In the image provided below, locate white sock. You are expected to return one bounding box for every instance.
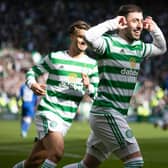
[13,160,25,168]
[41,159,57,168]
[63,161,87,168]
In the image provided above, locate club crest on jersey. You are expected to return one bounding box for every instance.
[129,57,136,68]
[49,121,57,128]
[68,73,77,83]
[125,129,134,138]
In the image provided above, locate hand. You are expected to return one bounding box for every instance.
[31,83,46,96]
[143,16,155,32]
[82,73,90,88]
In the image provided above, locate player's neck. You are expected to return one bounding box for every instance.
[68,47,85,58]
[119,32,134,44]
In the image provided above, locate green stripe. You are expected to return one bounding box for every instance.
[104,34,143,51]
[93,100,128,115]
[41,60,51,72]
[47,78,60,86]
[125,160,144,167]
[104,37,111,55]
[43,97,77,113]
[47,78,98,91]
[91,81,99,88]
[47,90,82,102]
[32,66,45,76]
[49,69,83,77]
[99,66,123,74]
[105,113,126,148]
[50,56,95,68]
[98,91,131,103]
[26,72,36,78]
[112,39,143,51]
[105,114,123,146]
[99,79,136,89]
[89,71,99,78]
[142,42,146,57]
[40,115,48,135]
[99,52,142,62]
[38,105,73,123]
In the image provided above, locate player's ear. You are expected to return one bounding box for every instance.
[69,33,74,41]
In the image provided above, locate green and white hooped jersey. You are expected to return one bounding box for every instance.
[26,50,99,125]
[92,34,151,115]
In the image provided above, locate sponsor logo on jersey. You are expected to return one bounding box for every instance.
[59,72,83,92]
[121,68,138,76]
[120,57,138,76]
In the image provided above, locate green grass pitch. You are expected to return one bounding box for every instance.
[0,120,168,168]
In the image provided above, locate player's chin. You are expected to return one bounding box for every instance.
[79,46,87,51]
[133,35,140,41]
[133,32,141,40]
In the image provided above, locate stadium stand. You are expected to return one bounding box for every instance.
[0,0,167,117]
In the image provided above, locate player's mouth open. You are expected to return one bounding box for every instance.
[81,42,86,45]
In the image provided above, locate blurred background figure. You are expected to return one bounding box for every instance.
[134,79,155,122]
[19,82,38,138]
[77,94,93,121]
[152,89,168,130]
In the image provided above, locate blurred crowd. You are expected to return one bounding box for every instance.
[0,0,168,122]
[128,80,168,128]
[0,0,167,53]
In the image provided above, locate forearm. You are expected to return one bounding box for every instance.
[144,22,167,57]
[85,18,118,42]
[26,68,38,88]
[84,18,118,53]
[150,23,167,55]
[26,59,48,89]
[85,84,97,99]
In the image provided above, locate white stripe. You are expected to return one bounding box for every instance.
[48,74,99,84]
[46,52,96,73]
[47,85,84,97]
[46,95,77,108]
[51,51,96,64]
[64,153,82,158]
[106,37,143,57]
[90,76,99,83]
[95,96,130,110]
[48,74,82,83]
[98,85,133,97]
[99,59,140,70]
[40,99,76,119]
[102,73,137,83]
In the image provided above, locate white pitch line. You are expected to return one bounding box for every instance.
[64,153,82,158]
[0,146,82,159]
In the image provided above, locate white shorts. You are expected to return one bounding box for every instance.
[35,111,71,140]
[163,111,168,124]
[86,111,141,162]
